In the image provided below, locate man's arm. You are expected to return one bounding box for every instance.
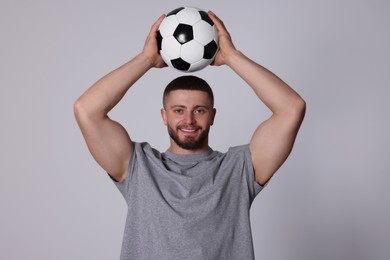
[209,11,306,186]
[74,15,166,182]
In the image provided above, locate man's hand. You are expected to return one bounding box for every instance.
[208,11,238,67]
[141,14,167,69]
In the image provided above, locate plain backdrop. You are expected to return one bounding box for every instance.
[1,0,389,259]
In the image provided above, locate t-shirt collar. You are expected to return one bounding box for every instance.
[163,148,214,164]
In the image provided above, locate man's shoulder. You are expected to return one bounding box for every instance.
[226,144,250,154]
[208,144,251,164]
[132,141,163,160]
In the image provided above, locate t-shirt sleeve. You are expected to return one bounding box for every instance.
[226,144,263,202]
[112,142,138,200]
[242,145,263,201]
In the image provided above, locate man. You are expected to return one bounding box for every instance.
[74,11,305,260]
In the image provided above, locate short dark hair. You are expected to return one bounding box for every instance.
[163,75,214,107]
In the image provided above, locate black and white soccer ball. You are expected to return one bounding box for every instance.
[157,7,219,72]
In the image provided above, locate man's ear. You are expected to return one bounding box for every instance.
[211,108,217,125]
[161,108,167,125]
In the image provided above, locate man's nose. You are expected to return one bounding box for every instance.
[183,111,195,124]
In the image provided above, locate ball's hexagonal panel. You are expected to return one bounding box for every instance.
[159,51,173,67]
[176,8,201,25]
[161,36,181,59]
[213,26,218,42]
[193,20,214,45]
[189,58,211,72]
[181,40,204,63]
[158,15,179,37]
[173,24,193,44]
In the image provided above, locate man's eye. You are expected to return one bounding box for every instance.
[174,109,183,113]
[195,109,206,114]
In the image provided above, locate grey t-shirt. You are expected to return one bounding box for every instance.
[114,142,263,260]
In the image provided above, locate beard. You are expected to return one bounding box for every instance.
[167,124,210,151]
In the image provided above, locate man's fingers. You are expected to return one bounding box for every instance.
[208,11,230,38]
[150,14,165,34]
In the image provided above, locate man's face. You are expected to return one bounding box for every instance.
[161,90,216,153]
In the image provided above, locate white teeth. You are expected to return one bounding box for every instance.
[181,128,196,133]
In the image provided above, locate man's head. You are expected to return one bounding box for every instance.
[161,76,216,154]
[163,76,214,108]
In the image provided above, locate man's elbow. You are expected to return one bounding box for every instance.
[294,97,306,119]
[73,98,85,121]
[287,96,306,123]
[73,97,94,124]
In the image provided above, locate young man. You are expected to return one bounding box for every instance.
[74,11,305,260]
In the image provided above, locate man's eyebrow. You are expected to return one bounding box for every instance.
[194,105,210,109]
[168,105,210,109]
[169,105,186,109]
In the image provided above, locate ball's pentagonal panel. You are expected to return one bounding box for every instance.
[199,10,213,26]
[181,41,204,63]
[157,31,163,51]
[171,58,191,71]
[161,36,181,58]
[159,15,179,37]
[193,20,214,45]
[167,7,184,16]
[203,40,218,59]
[176,8,201,25]
[173,24,193,44]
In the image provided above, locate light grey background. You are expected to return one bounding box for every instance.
[1,0,389,259]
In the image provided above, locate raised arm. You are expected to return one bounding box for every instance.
[209,11,306,186]
[74,15,166,182]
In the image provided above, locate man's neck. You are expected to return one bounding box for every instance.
[168,144,210,155]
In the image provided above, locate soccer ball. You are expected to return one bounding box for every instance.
[157,7,219,72]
